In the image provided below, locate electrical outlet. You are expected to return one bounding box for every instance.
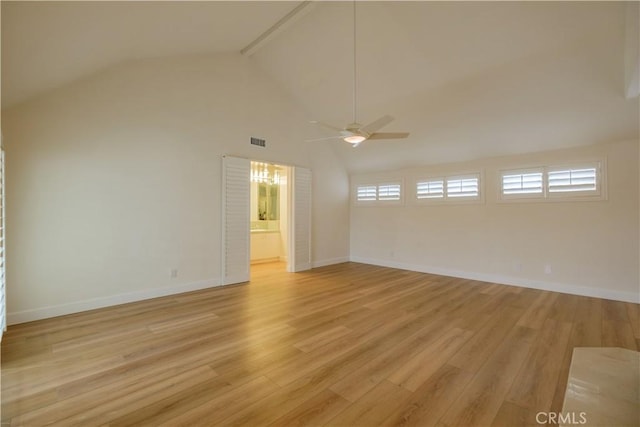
[171,268,178,279]
[513,262,522,272]
[544,264,552,274]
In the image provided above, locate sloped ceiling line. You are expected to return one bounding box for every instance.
[624,1,639,99]
[2,1,637,173]
[241,1,316,57]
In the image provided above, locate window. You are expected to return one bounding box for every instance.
[446,176,479,198]
[415,173,481,203]
[377,184,401,201]
[356,185,377,202]
[416,179,444,199]
[501,169,544,198]
[499,162,603,202]
[355,182,403,204]
[548,167,597,194]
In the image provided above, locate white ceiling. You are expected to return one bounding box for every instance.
[1,1,299,107]
[2,1,638,172]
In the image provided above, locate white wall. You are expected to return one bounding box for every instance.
[279,168,288,261]
[350,140,639,303]
[2,53,350,324]
[309,145,351,267]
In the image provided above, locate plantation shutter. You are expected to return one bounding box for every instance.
[446,176,479,198]
[548,167,597,193]
[377,184,401,201]
[221,156,250,285]
[0,148,5,338]
[502,171,543,195]
[356,185,377,201]
[416,179,444,199]
[292,167,312,272]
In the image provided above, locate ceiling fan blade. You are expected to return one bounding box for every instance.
[310,121,344,132]
[367,132,410,140]
[360,115,394,134]
[305,136,343,142]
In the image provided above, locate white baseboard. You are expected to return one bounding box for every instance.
[250,257,280,265]
[7,257,348,324]
[312,256,351,268]
[10,256,635,325]
[7,278,222,325]
[349,256,640,304]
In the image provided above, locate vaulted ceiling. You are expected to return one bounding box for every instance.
[2,1,638,172]
[1,1,300,107]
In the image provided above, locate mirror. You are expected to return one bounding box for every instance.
[258,182,279,220]
[250,161,283,231]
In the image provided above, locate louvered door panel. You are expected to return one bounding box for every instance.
[292,167,311,272]
[222,156,250,285]
[0,149,6,338]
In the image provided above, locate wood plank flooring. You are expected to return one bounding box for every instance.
[1,262,638,426]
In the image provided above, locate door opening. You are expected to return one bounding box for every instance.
[221,155,311,286]
[249,161,289,276]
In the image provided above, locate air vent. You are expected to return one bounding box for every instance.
[250,137,266,147]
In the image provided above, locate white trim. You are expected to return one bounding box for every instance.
[251,257,281,265]
[352,178,405,207]
[349,256,640,304]
[496,158,607,203]
[498,167,545,201]
[412,170,484,205]
[446,174,481,201]
[286,165,294,272]
[0,148,5,340]
[312,256,350,268]
[10,257,636,325]
[355,184,378,203]
[415,177,445,201]
[7,278,222,325]
[547,161,603,200]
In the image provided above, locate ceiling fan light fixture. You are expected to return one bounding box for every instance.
[307,1,409,147]
[343,135,366,144]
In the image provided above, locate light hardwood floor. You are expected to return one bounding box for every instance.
[2,262,639,426]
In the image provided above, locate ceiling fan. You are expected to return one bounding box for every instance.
[308,1,410,148]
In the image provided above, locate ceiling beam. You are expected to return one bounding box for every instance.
[241,1,316,57]
[624,2,639,99]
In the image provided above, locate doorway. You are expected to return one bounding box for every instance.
[249,161,288,275]
[221,156,311,286]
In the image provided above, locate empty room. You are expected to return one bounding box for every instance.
[1,1,639,426]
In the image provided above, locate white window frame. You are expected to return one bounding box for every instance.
[377,183,402,202]
[355,185,377,203]
[414,172,483,205]
[547,162,602,199]
[353,180,404,206]
[498,160,606,203]
[446,174,481,200]
[415,178,445,201]
[499,167,545,201]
